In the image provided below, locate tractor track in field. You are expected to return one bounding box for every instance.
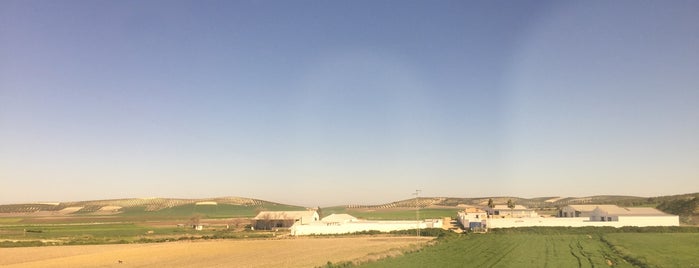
[576,239,595,267]
[487,238,523,267]
[569,241,583,267]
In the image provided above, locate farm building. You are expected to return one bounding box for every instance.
[479,205,679,229]
[456,207,488,230]
[558,204,620,218]
[252,210,319,230]
[321,213,358,224]
[485,205,538,218]
[590,206,679,225]
[290,214,443,236]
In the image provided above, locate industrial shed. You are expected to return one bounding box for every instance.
[590,206,679,226]
[290,213,443,236]
[253,211,319,230]
[486,205,538,218]
[321,213,358,224]
[558,204,621,218]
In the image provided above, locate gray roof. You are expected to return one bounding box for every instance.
[491,205,530,210]
[595,206,670,216]
[565,204,621,212]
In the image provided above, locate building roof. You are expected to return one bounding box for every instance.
[566,204,621,212]
[491,205,530,210]
[253,211,317,220]
[463,207,487,213]
[321,213,358,223]
[595,206,670,216]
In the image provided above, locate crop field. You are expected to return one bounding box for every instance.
[0,199,305,225]
[359,233,699,268]
[0,236,431,268]
[117,203,303,219]
[0,222,270,247]
[603,233,699,267]
[0,203,304,225]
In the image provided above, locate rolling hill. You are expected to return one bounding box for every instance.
[0,197,305,219]
[1,193,696,224]
[350,193,698,209]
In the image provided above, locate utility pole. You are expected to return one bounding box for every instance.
[413,189,421,237]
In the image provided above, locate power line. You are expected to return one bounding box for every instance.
[413,189,421,237]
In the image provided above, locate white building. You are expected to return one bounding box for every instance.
[559,204,620,218]
[253,210,319,230]
[590,206,679,226]
[321,213,358,224]
[481,205,679,229]
[486,205,538,218]
[290,214,443,236]
[456,207,488,230]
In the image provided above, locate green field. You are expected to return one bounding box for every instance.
[3,203,305,225]
[359,232,699,268]
[0,202,303,247]
[0,222,274,247]
[117,203,302,219]
[1,223,157,239]
[322,207,459,220]
[604,233,699,267]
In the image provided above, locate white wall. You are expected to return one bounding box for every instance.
[290,220,442,236]
[616,216,680,227]
[485,216,679,229]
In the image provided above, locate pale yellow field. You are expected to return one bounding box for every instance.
[0,236,431,267]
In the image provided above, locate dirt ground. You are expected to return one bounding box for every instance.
[0,236,431,267]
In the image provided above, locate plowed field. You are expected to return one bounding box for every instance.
[0,236,431,267]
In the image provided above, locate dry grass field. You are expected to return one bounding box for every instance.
[0,236,431,267]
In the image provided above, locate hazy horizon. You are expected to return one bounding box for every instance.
[2,1,698,206]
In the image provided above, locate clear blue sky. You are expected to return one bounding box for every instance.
[1,1,697,206]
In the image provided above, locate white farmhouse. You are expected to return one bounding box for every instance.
[457,207,488,230]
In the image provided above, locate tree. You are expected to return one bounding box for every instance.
[189,214,202,230]
[261,212,273,230]
[316,206,323,219]
[507,199,515,209]
[507,199,515,217]
[485,198,496,218]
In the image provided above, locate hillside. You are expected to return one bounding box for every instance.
[350,193,699,209]
[0,197,305,219]
[346,192,699,224]
[2,193,697,223]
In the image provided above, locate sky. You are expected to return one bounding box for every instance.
[1,1,698,207]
